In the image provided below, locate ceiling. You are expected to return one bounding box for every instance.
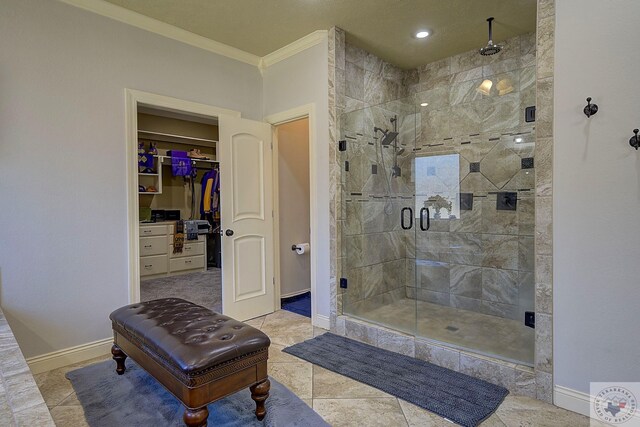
[103,0,537,69]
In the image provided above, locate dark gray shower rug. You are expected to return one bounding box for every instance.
[283,333,508,427]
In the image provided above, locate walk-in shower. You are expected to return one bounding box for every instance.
[339,32,537,366]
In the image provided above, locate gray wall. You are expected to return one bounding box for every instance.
[0,0,263,358]
[554,0,640,394]
[262,40,331,321]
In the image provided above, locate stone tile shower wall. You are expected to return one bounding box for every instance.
[407,33,537,323]
[340,43,417,310]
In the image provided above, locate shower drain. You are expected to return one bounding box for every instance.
[445,325,459,332]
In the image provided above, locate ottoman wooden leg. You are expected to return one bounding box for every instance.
[250,378,270,421]
[111,344,127,375]
[183,407,209,427]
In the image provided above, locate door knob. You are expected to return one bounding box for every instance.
[225,229,234,236]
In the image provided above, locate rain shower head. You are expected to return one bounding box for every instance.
[374,127,399,146]
[381,131,399,146]
[479,17,503,56]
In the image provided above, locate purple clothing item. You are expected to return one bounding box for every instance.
[200,168,220,216]
[171,151,192,176]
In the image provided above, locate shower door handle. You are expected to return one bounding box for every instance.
[401,207,413,230]
[420,207,430,231]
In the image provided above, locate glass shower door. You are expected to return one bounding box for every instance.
[340,99,417,335]
[414,137,535,366]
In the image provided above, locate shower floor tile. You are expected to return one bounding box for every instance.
[347,297,534,365]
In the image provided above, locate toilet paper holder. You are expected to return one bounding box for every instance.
[291,243,310,254]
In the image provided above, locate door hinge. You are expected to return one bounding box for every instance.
[338,140,347,152]
[339,277,348,289]
[271,141,273,150]
[525,311,535,328]
[273,277,275,286]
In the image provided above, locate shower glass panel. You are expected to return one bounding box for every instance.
[340,85,535,366]
[414,90,536,366]
[340,98,418,335]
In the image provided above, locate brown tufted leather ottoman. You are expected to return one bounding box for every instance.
[109,298,270,427]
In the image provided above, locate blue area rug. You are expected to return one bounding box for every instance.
[281,292,311,318]
[284,333,508,427]
[66,360,328,427]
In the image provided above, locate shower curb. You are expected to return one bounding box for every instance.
[335,315,536,398]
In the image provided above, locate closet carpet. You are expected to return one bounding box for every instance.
[140,268,222,313]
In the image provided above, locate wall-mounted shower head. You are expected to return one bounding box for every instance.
[374,127,399,146]
[479,17,503,56]
[381,131,399,146]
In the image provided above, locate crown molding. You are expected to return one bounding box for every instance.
[259,30,328,70]
[59,0,261,67]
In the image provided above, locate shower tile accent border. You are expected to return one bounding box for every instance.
[329,0,554,404]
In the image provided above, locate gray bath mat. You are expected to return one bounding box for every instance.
[283,333,508,427]
[66,360,328,427]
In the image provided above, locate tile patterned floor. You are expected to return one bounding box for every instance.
[348,297,534,365]
[35,310,599,426]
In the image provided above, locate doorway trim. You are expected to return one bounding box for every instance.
[264,104,323,328]
[124,88,241,304]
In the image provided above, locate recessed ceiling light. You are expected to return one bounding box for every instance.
[514,137,524,143]
[415,31,430,39]
[420,102,429,107]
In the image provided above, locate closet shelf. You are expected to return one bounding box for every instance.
[138,129,218,147]
[156,155,219,165]
[138,172,159,176]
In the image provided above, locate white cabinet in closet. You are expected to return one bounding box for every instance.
[139,223,207,278]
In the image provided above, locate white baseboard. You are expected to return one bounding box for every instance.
[27,337,112,374]
[554,385,592,417]
[314,314,330,330]
[556,384,640,423]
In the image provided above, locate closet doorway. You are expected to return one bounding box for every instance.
[126,90,276,321]
[136,105,222,312]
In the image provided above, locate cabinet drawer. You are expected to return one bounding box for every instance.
[140,236,167,256]
[169,255,205,272]
[140,255,168,276]
[140,225,167,237]
[170,241,205,258]
[169,234,205,243]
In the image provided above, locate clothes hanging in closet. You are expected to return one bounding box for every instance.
[200,168,220,219]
